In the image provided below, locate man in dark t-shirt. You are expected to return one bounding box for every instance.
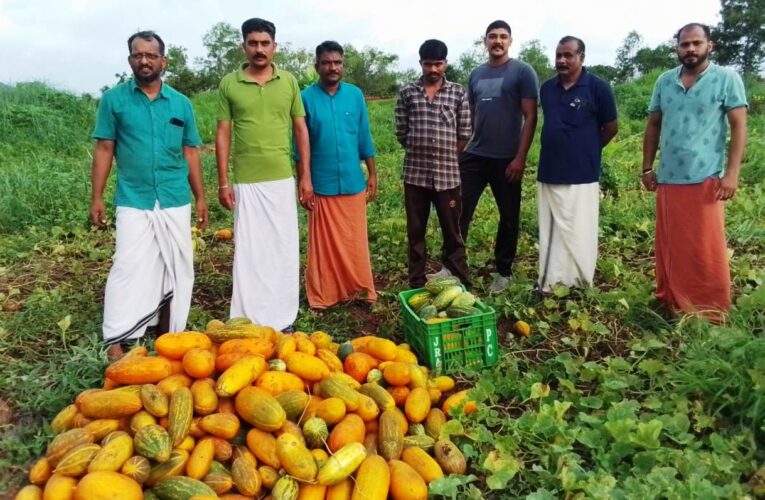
[455,20,539,294]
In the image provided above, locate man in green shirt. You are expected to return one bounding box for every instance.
[91,31,207,358]
[216,18,311,332]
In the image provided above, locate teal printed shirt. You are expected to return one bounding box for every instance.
[92,80,202,209]
[648,64,747,184]
[299,82,375,196]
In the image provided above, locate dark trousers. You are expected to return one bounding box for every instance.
[404,183,469,288]
[459,152,522,277]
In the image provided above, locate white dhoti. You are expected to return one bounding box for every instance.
[537,182,599,291]
[231,179,299,331]
[103,203,194,345]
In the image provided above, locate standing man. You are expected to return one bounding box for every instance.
[216,18,311,331]
[642,23,747,322]
[395,39,471,289]
[457,20,539,294]
[301,41,378,309]
[537,36,618,291]
[91,31,208,358]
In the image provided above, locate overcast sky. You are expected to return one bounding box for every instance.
[0,0,723,95]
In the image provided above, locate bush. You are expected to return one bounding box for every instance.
[613,69,664,121]
[0,83,99,232]
[0,82,95,156]
[744,76,765,114]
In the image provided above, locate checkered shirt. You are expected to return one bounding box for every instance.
[395,78,472,191]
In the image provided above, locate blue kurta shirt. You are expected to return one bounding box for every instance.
[648,64,747,184]
[92,80,202,209]
[538,70,617,184]
[300,82,375,196]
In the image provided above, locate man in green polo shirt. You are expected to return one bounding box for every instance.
[215,18,311,332]
[91,31,207,358]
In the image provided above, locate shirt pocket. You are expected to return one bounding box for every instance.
[561,96,590,127]
[439,104,456,125]
[164,118,185,157]
[343,111,359,135]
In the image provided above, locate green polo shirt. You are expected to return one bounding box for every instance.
[217,64,305,184]
[92,79,202,209]
[648,64,747,184]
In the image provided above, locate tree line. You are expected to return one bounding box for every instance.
[108,0,763,97]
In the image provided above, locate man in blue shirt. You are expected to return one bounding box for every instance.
[91,31,207,358]
[301,40,377,309]
[537,36,618,291]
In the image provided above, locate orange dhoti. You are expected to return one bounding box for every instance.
[655,177,731,322]
[306,192,377,309]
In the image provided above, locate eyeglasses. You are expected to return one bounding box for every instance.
[130,53,163,62]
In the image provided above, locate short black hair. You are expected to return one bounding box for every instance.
[241,18,276,41]
[559,36,585,54]
[419,39,448,60]
[315,40,344,61]
[485,20,511,36]
[675,23,711,42]
[127,31,165,56]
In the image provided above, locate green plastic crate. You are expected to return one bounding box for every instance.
[399,287,499,374]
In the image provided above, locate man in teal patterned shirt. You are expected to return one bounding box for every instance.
[642,23,747,322]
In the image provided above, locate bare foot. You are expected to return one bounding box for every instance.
[107,344,125,361]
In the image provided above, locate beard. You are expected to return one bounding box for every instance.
[679,49,710,69]
[133,67,162,84]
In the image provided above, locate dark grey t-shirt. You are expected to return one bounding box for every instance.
[465,59,539,159]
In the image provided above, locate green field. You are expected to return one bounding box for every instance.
[1,78,764,497]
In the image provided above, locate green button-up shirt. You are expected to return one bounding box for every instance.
[92,79,202,209]
[217,64,305,184]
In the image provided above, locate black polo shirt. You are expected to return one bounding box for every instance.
[538,69,617,184]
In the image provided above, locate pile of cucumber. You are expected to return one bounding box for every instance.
[407,276,481,321]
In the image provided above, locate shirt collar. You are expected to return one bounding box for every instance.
[414,76,455,91]
[129,78,169,99]
[236,63,281,83]
[556,68,590,89]
[317,80,344,95]
[674,62,714,82]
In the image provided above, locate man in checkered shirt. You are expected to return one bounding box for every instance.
[395,39,472,289]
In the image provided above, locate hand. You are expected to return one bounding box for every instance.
[299,178,315,210]
[218,186,235,211]
[90,198,107,227]
[641,171,658,191]
[505,157,526,183]
[366,174,378,203]
[195,197,209,230]
[716,172,739,201]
